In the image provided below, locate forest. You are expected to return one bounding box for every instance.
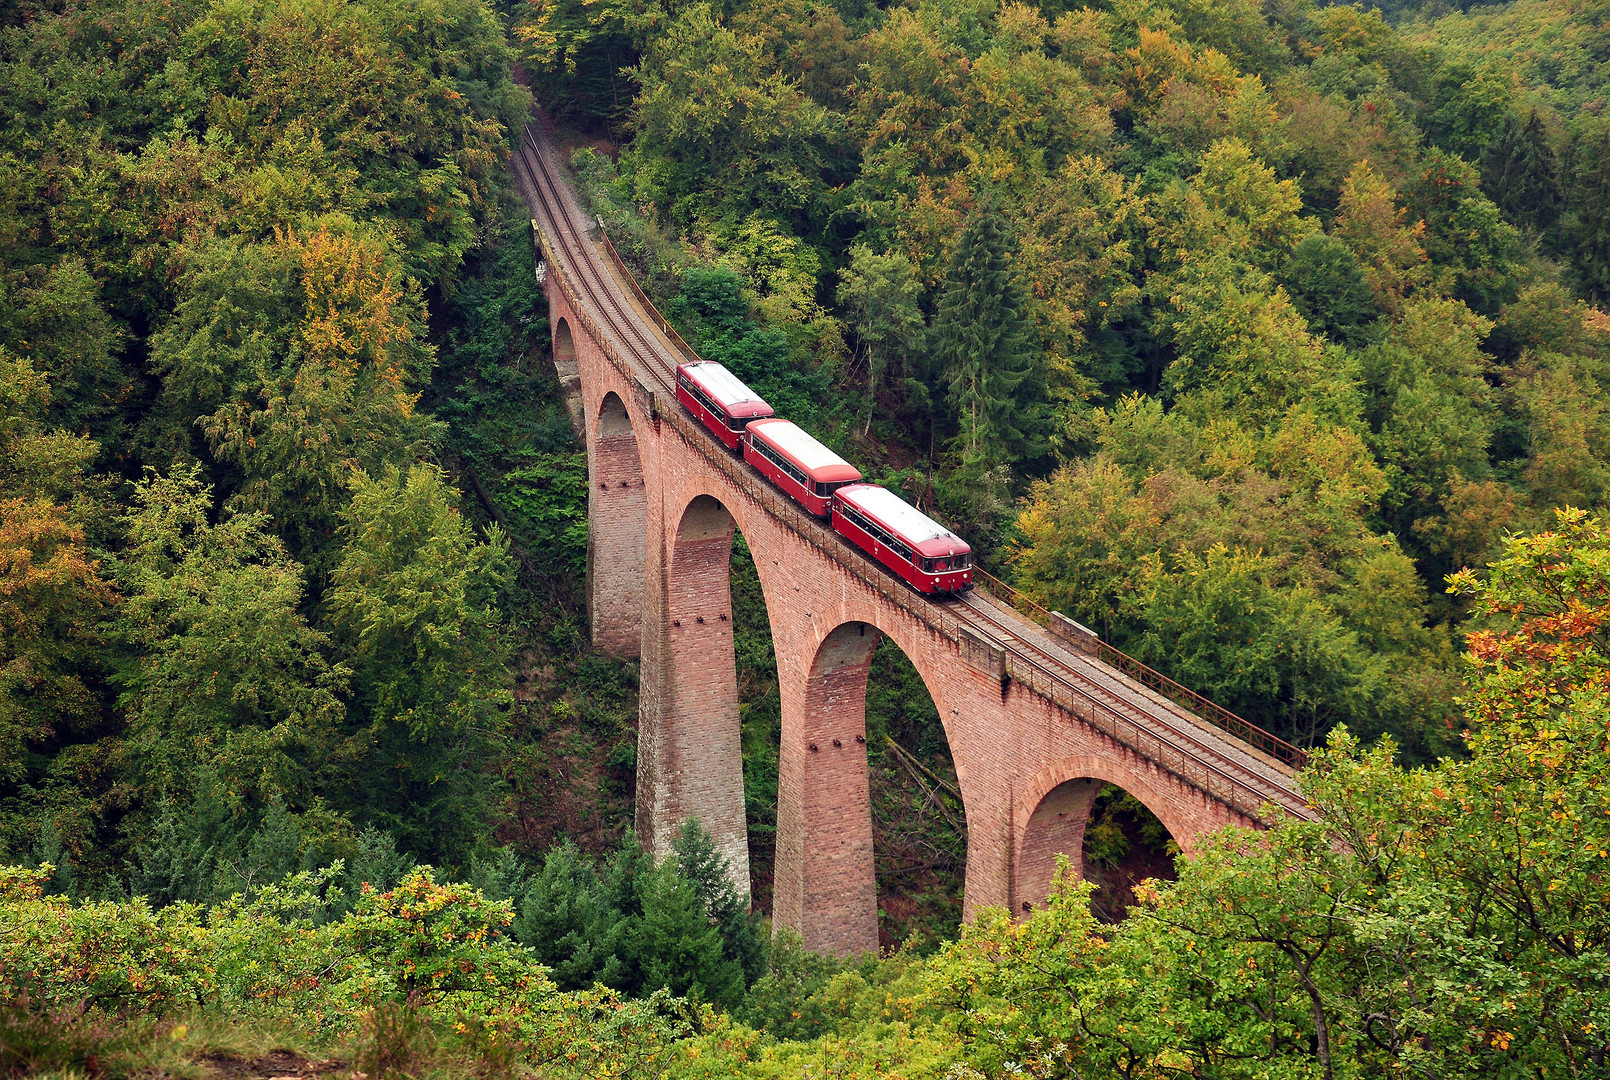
[1,0,1608,1072]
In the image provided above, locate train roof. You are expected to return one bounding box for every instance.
[837,484,970,557]
[679,362,773,418]
[746,418,862,483]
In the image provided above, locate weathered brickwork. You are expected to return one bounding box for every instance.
[774,621,881,956]
[547,275,1263,958]
[572,313,645,658]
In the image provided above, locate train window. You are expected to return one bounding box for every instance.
[754,437,806,486]
[687,381,716,415]
[728,415,748,432]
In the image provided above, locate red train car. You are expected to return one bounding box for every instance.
[832,484,973,594]
[676,362,774,450]
[743,418,862,516]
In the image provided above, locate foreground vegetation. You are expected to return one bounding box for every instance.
[7,510,1608,1076]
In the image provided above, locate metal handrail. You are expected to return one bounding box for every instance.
[1002,648,1302,817]
[594,225,705,367]
[971,569,1308,769]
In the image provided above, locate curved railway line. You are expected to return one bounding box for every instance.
[954,592,1311,816]
[510,119,1315,825]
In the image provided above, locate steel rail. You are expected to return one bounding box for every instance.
[513,129,677,395]
[956,591,1311,817]
[970,568,1309,769]
[509,121,1311,825]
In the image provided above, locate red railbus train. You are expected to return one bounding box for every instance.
[832,483,973,594]
[676,361,775,450]
[669,362,973,594]
[742,417,862,516]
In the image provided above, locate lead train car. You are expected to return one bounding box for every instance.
[676,361,775,450]
[832,483,973,594]
[743,417,862,516]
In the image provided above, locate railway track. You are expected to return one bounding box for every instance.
[511,127,679,397]
[510,120,1312,824]
[956,590,1311,816]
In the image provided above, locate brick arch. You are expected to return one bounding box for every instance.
[663,478,793,626]
[773,605,963,957]
[586,389,645,657]
[1013,755,1200,915]
[597,388,633,436]
[553,315,577,364]
[803,599,959,749]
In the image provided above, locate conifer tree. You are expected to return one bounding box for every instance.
[931,207,1045,478]
[836,245,925,434]
[1563,119,1610,304]
[1482,110,1561,234]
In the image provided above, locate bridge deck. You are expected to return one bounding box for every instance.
[957,589,1309,814]
[510,119,1313,825]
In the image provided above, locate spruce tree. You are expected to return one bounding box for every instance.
[1482,109,1561,233]
[1563,119,1610,304]
[674,820,767,986]
[931,206,1046,478]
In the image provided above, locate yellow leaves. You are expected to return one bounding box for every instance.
[276,224,410,378]
[1334,160,1427,313]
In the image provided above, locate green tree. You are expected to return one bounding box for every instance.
[151,225,442,561]
[515,839,626,991]
[1482,109,1562,234]
[1279,233,1380,347]
[1363,296,1496,541]
[1562,117,1610,303]
[1407,149,1526,315]
[626,3,842,231]
[1134,544,1378,747]
[931,206,1046,480]
[114,466,346,811]
[836,245,925,435]
[514,828,749,1009]
[0,349,105,516]
[1425,59,1518,162]
[0,257,124,437]
[674,819,767,988]
[325,463,513,862]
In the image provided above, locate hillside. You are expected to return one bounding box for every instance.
[2,0,1610,1072]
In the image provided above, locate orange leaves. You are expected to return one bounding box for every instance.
[0,496,115,640]
[1334,161,1428,314]
[1120,26,1197,113]
[276,225,411,382]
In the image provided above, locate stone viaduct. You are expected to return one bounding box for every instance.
[512,122,1313,957]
